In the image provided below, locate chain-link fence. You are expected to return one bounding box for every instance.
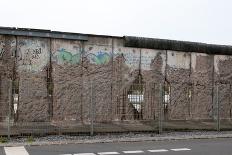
[0,78,11,138]
[89,81,160,135]
[0,78,232,138]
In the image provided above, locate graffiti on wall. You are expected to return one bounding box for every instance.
[141,49,159,70]
[114,48,166,72]
[54,48,81,65]
[0,40,5,58]
[123,51,140,67]
[214,55,230,74]
[141,49,166,73]
[114,48,140,70]
[0,39,16,59]
[167,51,190,69]
[85,46,111,65]
[53,44,111,65]
[21,48,42,65]
[90,51,110,65]
[17,39,49,72]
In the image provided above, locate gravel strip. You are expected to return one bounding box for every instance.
[1,131,232,147]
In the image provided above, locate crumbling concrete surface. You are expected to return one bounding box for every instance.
[166,51,191,120]
[141,49,166,120]
[82,37,113,123]
[214,55,232,119]
[17,71,50,122]
[112,52,135,121]
[16,37,50,122]
[191,53,214,119]
[51,39,83,123]
[1,34,232,125]
[112,38,141,121]
[0,35,15,122]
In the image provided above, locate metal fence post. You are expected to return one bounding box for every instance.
[216,84,220,131]
[158,83,163,134]
[90,80,94,136]
[7,79,12,139]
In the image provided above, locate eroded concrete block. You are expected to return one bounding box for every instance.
[191,53,214,119]
[214,55,232,119]
[82,37,113,123]
[17,37,50,122]
[51,39,83,122]
[0,35,15,121]
[141,49,166,120]
[167,51,191,120]
[112,38,141,121]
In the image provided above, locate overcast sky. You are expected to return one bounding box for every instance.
[0,0,232,45]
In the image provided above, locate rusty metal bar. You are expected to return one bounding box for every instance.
[158,83,163,134]
[7,79,12,139]
[216,85,220,131]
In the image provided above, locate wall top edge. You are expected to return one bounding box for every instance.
[1,27,231,56]
[0,27,89,41]
[0,27,124,41]
[124,36,232,55]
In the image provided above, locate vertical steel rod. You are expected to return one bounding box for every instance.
[7,79,12,139]
[90,80,94,136]
[216,85,220,131]
[158,83,163,134]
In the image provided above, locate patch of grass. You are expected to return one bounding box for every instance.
[0,136,8,143]
[26,135,35,143]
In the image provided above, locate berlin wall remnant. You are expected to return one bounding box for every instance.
[166,51,191,120]
[112,38,141,121]
[214,55,232,119]
[0,27,232,125]
[141,49,166,120]
[82,36,113,123]
[191,53,214,119]
[0,35,15,121]
[16,36,50,122]
[112,38,166,121]
[51,39,83,123]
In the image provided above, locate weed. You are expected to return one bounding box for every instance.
[26,135,35,143]
[0,136,8,143]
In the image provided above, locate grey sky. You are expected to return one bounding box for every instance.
[0,0,232,45]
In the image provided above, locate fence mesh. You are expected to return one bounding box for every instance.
[0,77,232,137]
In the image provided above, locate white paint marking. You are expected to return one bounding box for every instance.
[4,146,29,155]
[148,149,169,152]
[123,150,144,154]
[60,154,72,155]
[74,153,96,155]
[171,148,191,151]
[98,152,120,155]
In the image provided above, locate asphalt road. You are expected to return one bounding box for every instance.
[0,138,232,155]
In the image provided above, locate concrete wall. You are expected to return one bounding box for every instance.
[214,55,232,119]
[141,49,166,120]
[16,36,50,122]
[166,51,191,120]
[83,36,113,123]
[0,34,231,123]
[0,35,15,121]
[112,38,141,121]
[191,53,214,119]
[51,39,83,122]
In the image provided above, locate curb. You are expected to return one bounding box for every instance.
[1,134,232,147]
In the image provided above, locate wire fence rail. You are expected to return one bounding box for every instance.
[0,78,232,139]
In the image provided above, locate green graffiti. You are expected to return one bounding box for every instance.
[56,48,81,64]
[91,51,110,65]
[55,49,110,65]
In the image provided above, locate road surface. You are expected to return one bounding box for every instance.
[0,138,232,155]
